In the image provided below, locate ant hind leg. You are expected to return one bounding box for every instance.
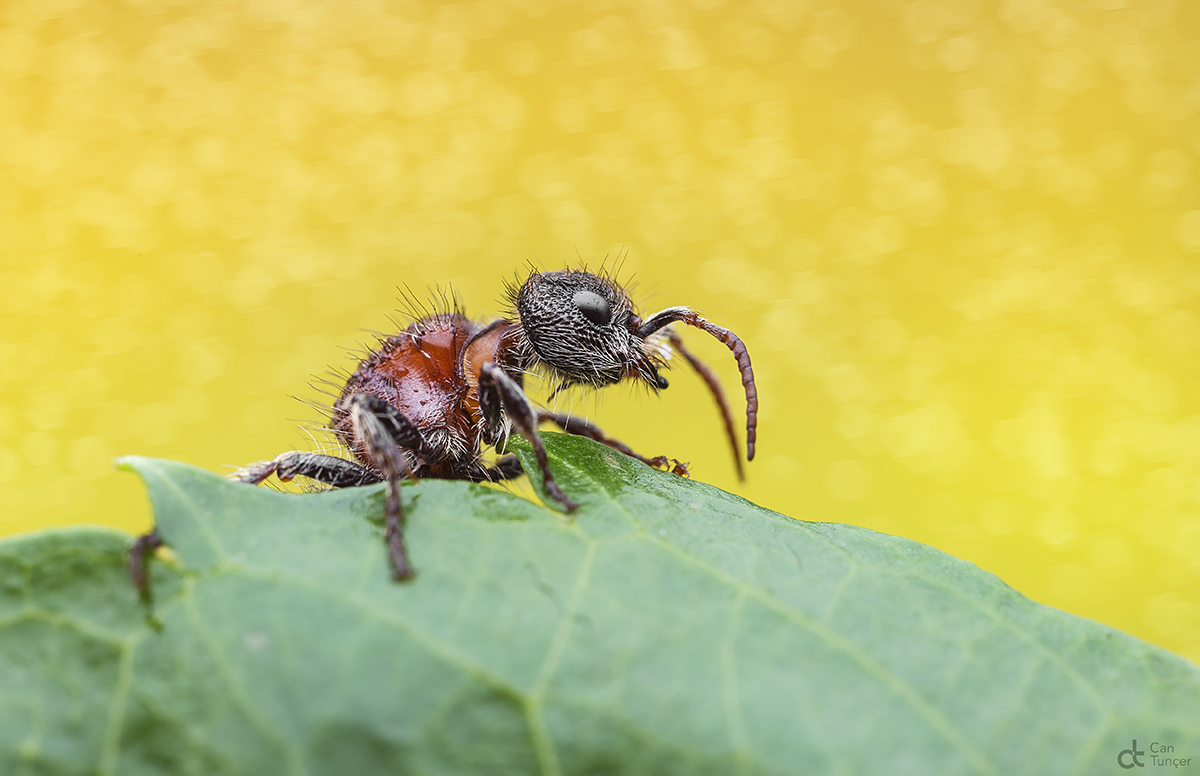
[346,393,428,580]
[232,452,380,488]
[468,454,524,483]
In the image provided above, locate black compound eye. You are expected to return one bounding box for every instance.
[573,290,611,325]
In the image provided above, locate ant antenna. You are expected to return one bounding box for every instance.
[636,307,757,462]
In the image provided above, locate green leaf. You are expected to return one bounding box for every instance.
[1,433,1197,775]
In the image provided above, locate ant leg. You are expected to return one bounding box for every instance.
[466,454,524,483]
[346,393,424,580]
[232,452,381,487]
[478,363,579,514]
[128,529,163,599]
[538,411,689,477]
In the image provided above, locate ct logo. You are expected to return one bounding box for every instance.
[1118,740,1145,769]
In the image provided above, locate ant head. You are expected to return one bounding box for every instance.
[508,269,667,390]
[506,265,758,469]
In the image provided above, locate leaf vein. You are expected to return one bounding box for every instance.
[0,609,130,647]
[527,540,599,776]
[229,566,525,697]
[96,643,135,776]
[721,590,752,775]
[158,470,229,564]
[896,568,1110,712]
[559,468,1003,775]
[602,529,1003,776]
[181,581,307,776]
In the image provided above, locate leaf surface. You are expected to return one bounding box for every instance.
[0,433,1197,775]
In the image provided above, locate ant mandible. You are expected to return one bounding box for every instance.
[129,267,757,590]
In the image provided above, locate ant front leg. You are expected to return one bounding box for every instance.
[538,411,689,477]
[478,363,579,515]
[345,393,427,581]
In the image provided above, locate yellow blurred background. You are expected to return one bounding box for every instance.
[2,0,1197,663]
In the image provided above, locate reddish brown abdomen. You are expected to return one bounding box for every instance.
[334,314,480,467]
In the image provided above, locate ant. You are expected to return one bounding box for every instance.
[129,267,757,591]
